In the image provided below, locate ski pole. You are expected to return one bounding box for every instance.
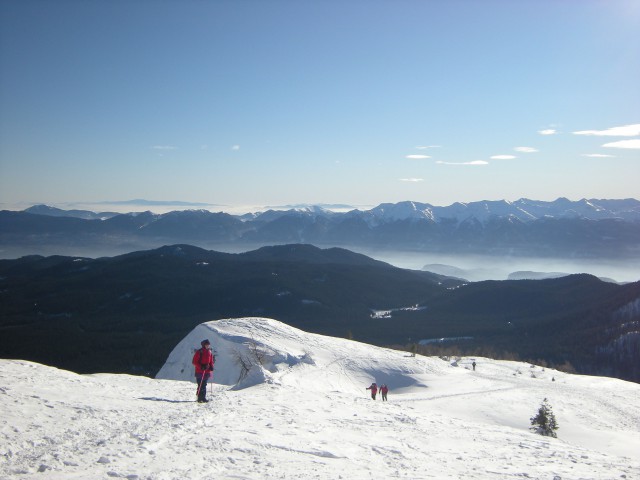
[196,372,206,399]
[208,352,216,399]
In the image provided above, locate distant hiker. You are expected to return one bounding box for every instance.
[192,339,215,403]
[366,382,378,400]
[380,384,389,401]
[472,361,476,371]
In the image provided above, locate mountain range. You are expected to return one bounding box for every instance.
[1,244,638,383]
[1,197,639,258]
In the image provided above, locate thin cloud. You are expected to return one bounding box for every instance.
[538,129,558,135]
[602,139,640,149]
[436,160,488,166]
[582,153,615,158]
[514,147,538,153]
[152,145,177,150]
[406,155,431,159]
[399,178,425,182]
[231,145,241,151]
[415,145,442,150]
[573,124,640,137]
[490,155,516,160]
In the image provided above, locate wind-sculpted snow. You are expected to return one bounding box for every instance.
[1,318,639,479]
[156,317,444,393]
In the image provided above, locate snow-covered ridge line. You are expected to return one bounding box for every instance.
[23,197,640,224]
[362,198,640,224]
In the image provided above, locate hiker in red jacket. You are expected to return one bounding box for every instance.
[366,382,378,400]
[380,384,389,401]
[192,339,215,403]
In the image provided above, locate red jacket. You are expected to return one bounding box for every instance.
[366,383,378,394]
[192,347,215,375]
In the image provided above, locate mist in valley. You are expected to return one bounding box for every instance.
[2,238,638,285]
[352,248,640,284]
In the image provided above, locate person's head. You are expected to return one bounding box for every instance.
[201,339,211,348]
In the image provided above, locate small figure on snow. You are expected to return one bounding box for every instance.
[380,384,389,401]
[192,339,215,403]
[472,361,476,371]
[366,382,378,400]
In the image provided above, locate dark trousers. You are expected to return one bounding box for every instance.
[196,373,210,401]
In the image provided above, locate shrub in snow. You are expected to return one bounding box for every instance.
[232,364,275,390]
[233,338,269,382]
[530,398,559,438]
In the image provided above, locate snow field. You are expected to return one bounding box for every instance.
[1,317,639,479]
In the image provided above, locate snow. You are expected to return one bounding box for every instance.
[2,317,639,480]
[364,198,640,225]
[369,201,436,223]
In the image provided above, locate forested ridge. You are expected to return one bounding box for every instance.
[1,244,638,382]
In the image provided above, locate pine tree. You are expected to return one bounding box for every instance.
[530,398,559,438]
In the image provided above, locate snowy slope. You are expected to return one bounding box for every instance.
[1,317,639,480]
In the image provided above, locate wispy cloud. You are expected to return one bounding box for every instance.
[406,155,431,159]
[582,153,615,158]
[602,139,640,149]
[573,124,640,137]
[399,178,425,182]
[152,145,177,150]
[538,129,558,135]
[231,145,241,151]
[436,160,488,166]
[514,147,538,153]
[415,145,442,150]
[490,155,516,160]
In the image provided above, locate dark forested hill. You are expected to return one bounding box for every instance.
[0,244,453,375]
[1,244,638,382]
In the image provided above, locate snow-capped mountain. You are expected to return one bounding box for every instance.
[250,205,339,224]
[20,197,640,224]
[3,197,640,259]
[364,198,640,224]
[2,317,639,479]
[24,204,120,220]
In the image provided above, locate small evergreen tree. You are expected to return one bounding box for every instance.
[530,398,559,438]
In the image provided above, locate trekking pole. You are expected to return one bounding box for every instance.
[208,352,216,400]
[209,367,215,399]
[196,372,206,399]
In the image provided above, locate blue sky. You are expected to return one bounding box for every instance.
[1,0,639,211]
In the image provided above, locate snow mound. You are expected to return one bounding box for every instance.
[156,317,449,392]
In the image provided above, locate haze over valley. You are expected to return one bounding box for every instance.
[2,197,639,283]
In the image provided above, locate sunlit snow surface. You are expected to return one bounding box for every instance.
[1,317,639,479]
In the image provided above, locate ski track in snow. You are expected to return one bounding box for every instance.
[1,317,640,480]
